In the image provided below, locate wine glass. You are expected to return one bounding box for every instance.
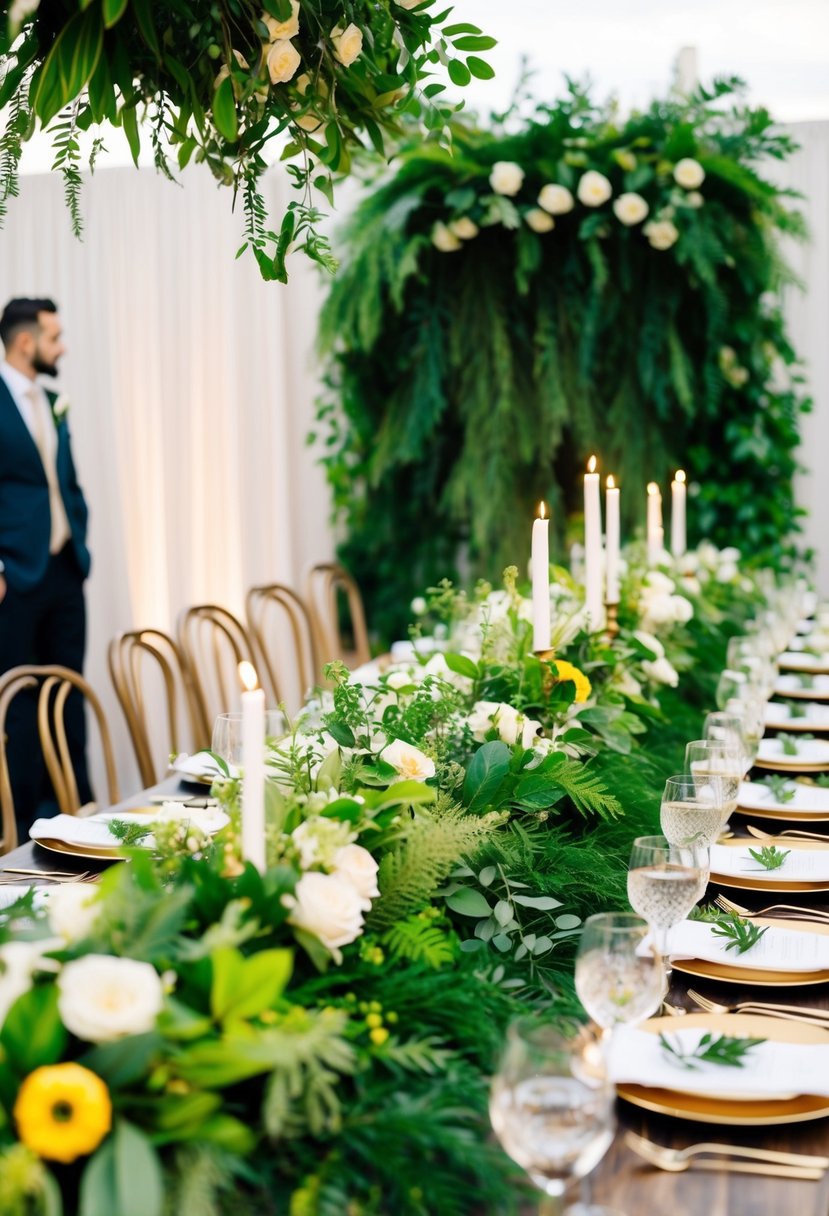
[660,773,722,849]
[575,913,664,1034]
[489,1018,622,1216]
[627,835,706,960]
[703,710,752,773]
[684,740,742,826]
[212,710,288,766]
[715,668,763,711]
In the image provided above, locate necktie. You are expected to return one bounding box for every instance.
[26,386,71,555]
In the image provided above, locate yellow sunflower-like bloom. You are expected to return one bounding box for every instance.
[552,660,592,704]
[14,1063,112,1164]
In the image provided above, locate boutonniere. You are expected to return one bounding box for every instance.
[52,394,70,423]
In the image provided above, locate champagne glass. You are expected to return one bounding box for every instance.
[575,913,664,1034]
[627,835,706,959]
[703,710,752,774]
[684,740,742,825]
[660,773,722,849]
[489,1019,622,1216]
[212,710,288,766]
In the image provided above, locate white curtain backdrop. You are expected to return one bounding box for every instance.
[1,122,827,797]
[0,165,334,794]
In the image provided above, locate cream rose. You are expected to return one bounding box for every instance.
[577,170,612,207]
[612,192,649,226]
[525,208,555,233]
[0,941,58,1026]
[642,656,680,687]
[633,629,665,660]
[673,157,705,189]
[431,222,462,252]
[267,38,301,84]
[331,844,380,909]
[537,183,574,215]
[214,49,250,91]
[48,885,102,943]
[263,2,299,40]
[58,955,164,1043]
[468,701,541,749]
[448,217,479,240]
[489,161,525,196]
[643,219,679,251]
[382,738,436,781]
[332,23,363,67]
[289,872,365,951]
[394,0,423,7]
[685,190,704,209]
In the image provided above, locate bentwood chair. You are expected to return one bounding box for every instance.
[0,665,120,852]
[305,563,371,670]
[246,583,321,710]
[108,630,210,786]
[177,604,260,728]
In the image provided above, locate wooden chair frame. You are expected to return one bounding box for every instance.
[246,583,321,706]
[177,604,259,727]
[305,562,370,670]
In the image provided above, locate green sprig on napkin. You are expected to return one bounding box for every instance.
[710,912,769,954]
[747,845,791,871]
[659,1032,765,1070]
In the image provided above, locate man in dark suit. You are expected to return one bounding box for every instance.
[0,297,92,835]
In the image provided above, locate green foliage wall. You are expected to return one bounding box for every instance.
[316,81,810,642]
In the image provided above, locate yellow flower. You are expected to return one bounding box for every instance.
[552,660,592,703]
[14,1064,112,1164]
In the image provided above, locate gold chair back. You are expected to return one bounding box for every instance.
[0,664,120,852]
[177,604,259,728]
[108,629,210,786]
[246,583,321,710]
[305,563,370,670]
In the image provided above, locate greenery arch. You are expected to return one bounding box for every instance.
[317,80,810,642]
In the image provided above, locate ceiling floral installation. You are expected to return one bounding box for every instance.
[0,0,493,278]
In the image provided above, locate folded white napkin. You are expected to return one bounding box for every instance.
[757,737,829,765]
[30,814,123,848]
[172,752,239,780]
[607,1024,829,1098]
[775,674,829,696]
[95,802,229,834]
[30,804,229,850]
[710,842,829,882]
[662,918,829,972]
[779,651,829,671]
[0,885,47,911]
[738,779,829,814]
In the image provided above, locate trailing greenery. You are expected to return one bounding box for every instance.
[316,79,810,642]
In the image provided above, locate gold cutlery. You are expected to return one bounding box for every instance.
[746,825,829,845]
[714,894,829,924]
[0,868,96,883]
[625,1131,828,1177]
[687,987,829,1024]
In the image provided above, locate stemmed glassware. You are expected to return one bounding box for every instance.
[703,709,756,773]
[211,710,288,766]
[575,913,665,1034]
[685,739,742,826]
[627,835,707,960]
[660,773,723,850]
[489,1018,622,1216]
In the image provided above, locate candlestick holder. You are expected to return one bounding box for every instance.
[534,648,557,664]
[604,601,620,641]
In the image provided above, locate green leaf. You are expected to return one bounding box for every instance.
[512,894,563,911]
[447,59,471,87]
[462,740,511,812]
[326,719,355,748]
[466,56,495,80]
[1,983,67,1073]
[212,76,238,143]
[80,1121,164,1216]
[81,1033,163,1088]
[132,0,160,55]
[443,652,479,679]
[450,35,497,51]
[103,0,129,28]
[33,7,104,128]
[444,888,492,917]
[210,947,293,1022]
[120,103,140,166]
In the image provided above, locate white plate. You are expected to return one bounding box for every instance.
[764,701,829,730]
[779,651,829,674]
[737,779,829,815]
[774,673,829,701]
[171,752,238,784]
[756,737,829,769]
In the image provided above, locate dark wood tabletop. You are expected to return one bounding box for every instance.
[5,780,829,1214]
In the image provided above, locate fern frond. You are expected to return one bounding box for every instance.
[548,758,623,819]
[381,914,458,968]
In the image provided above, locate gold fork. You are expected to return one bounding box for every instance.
[687,987,829,1024]
[714,893,829,924]
[746,825,829,845]
[625,1131,828,1177]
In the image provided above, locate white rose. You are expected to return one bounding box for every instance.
[423,652,473,693]
[58,955,164,1043]
[448,217,478,240]
[720,547,741,563]
[670,595,694,623]
[289,872,365,951]
[294,111,324,132]
[53,393,71,420]
[431,222,462,252]
[382,738,436,781]
[332,22,363,67]
[267,38,301,83]
[331,844,380,909]
[685,190,704,208]
[386,669,415,691]
[716,563,739,584]
[645,572,676,595]
[489,161,525,196]
[642,657,679,687]
[0,941,58,1026]
[214,49,250,91]
[633,629,665,660]
[263,2,299,39]
[468,701,541,749]
[613,669,644,698]
[48,885,102,943]
[525,208,555,233]
[394,0,423,7]
[612,192,649,226]
[577,171,612,207]
[640,592,676,627]
[410,596,427,615]
[644,219,679,250]
[673,158,705,189]
[538,183,574,215]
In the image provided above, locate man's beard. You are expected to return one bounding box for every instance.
[33,353,58,377]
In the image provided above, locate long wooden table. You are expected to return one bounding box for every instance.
[5,782,829,1214]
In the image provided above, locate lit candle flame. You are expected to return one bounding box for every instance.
[238,660,259,692]
[647,481,660,496]
[537,501,547,521]
[587,455,597,474]
[675,469,686,483]
[606,475,616,490]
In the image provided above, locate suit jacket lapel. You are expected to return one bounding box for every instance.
[0,375,50,479]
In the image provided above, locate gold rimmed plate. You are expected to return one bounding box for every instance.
[709,839,829,894]
[736,780,829,822]
[617,1013,829,1125]
[778,655,829,676]
[33,837,127,862]
[671,917,829,987]
[754,760,829,774]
